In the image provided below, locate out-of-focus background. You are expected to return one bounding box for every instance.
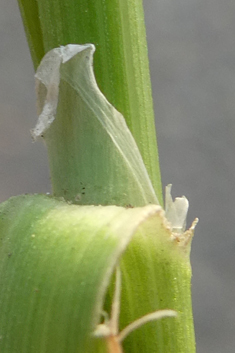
[1,1,234,352]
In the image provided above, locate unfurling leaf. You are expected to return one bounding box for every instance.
[32,44,159,207]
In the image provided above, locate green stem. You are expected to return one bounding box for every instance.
[14,2,196,353]
[17,0,163,205]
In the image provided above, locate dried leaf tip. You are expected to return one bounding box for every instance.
[165,184,189,233]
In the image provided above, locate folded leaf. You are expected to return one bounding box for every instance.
[0,194,196,353]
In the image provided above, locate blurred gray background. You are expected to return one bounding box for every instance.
[1,1,234,352]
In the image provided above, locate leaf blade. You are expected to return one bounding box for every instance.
[0,194,161,352]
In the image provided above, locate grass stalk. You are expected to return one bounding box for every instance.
[0,1,198,352]
[18,0,163,204]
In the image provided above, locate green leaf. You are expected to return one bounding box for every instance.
[0,194,157,352]
[119,216,196,353]
[32,44,159,207]
[0,194,196,353]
